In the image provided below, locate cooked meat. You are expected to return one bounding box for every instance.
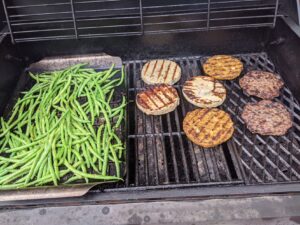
[182,76,226,108]
[203,55,243,80]
[141,60,181,85]
[136,84,179,115]
[239,70,284,99]
[183,108,234,148]
[241,100,292,136]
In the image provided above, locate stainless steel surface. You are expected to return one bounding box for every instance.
[28,54,122,72]
[1,195,299,225]
[0,184,95,202]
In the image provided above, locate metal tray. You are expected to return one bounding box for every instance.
[0,54,127,201]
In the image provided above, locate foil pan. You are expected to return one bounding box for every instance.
[0,54,124,201]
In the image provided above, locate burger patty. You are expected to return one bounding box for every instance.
[136,84,179,115]
[141,60,181,85]
[241,100,292,136]
[182,76,226,108]
[203,55,243,80]
[183,108,234,148]
[239,70,284,99]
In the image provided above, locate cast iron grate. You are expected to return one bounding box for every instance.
[124,52,300,188]
[219,53,300,184]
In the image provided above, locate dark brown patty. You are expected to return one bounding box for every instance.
[239,70,284,99]
[241,100,292,136]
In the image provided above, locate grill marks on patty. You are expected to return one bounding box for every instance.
[182,76,226,108]
[203,55,243,80]
[239,70,284,99]
[136,84,179,115]
[241,100,292,136]
[141,60,181,85]
[149,60,158,78]
[183,108,234,148]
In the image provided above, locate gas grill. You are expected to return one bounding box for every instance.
[0,0,300,218]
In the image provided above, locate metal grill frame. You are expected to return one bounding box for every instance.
[0,0,280,43]
[124,52,300,190]
[0,52,299,207]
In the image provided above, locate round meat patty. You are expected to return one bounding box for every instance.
[239,70,284,99]
[203,55,243,80]
[136,84,179,115]
[141,60,181,85]
[183,108,234,148]
[241,100,292,136]
[182,76,226,108]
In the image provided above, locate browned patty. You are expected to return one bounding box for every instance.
[183,108,234,148]
[239,70,284,99]
[241,100,292,136]
[136,84,179,115]
[203,55,243,80]
[141,60,181,85]
[182,76,226,108]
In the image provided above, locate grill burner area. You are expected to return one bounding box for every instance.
[125,52,300,189]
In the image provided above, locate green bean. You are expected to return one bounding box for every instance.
[48,154,58,186]
[29,134,53,181]
[117,66,125,87]
[72,148,88,183]
[52,138,59,179]
[109,145,120,177]
[0,166,30,185]
[64,175,83,184]
[4,141,39,153]
[114,107,125,129]
[0,63,126,189]
[102,127,110,176]
[64,160,120,181]
[0,111,28,138]
[78,76,93,96]
[0,156,20,163]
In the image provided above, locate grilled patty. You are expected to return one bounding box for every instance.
[183,108,234,148]
[239,70,284,99]
[182,76,226,108]
[241,100,292,136]
[136,84,179,115]
[203,55,243,80]
[141,60,181,85]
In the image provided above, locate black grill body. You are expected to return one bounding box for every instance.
[0,1,300,208]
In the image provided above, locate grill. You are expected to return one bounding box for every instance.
[0,0,300,207]
[124,53,300,189]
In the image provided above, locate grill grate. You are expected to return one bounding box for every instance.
[221,53,300,184]
[124,52,300,188]
[0,0,280,43]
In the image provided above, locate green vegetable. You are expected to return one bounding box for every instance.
[0,64,126,189]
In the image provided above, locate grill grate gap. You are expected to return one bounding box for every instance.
[163,136,176,183]
[222,144,238,180]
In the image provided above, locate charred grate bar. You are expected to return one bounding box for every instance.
[124,52,300,188]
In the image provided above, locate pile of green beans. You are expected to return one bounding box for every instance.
[0,64,126,189]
